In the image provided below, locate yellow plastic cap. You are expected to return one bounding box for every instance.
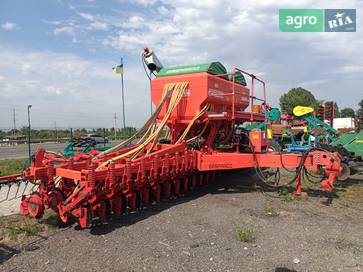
[293,106,314,117]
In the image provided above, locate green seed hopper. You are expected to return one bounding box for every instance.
[330,132,363,160]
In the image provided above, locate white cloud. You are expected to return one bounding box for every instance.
[2,0,363,128]
[42,19,62,26]
[123,15,145,29]
[78,12,94,21]
[53,26,77,42]
[157,6,170,16]
[53,26,75,36]
[45,85,62,95]
[75,12,110,31]
[88,21,109,30]
[1,21,17,30]
[68,4,76,10]
[21,63,32,75]
[0,49,152,128]
[101,0,363,110]
[118,0,159,7]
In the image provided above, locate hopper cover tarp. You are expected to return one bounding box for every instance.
[157,62,227,77]
[228,71,247,86]
[157,62,247,86]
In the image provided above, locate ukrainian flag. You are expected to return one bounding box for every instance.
[112,64,123,74]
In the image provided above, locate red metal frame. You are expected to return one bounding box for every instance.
[0,68,343,228]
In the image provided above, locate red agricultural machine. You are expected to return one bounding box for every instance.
[0,49,345,228]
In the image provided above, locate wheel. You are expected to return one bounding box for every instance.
[48,189,64,212]
[28,193,44,219]
[318,143,337,153]
[319,143,351,161]
[268,139,282,152]
[333,145,350,159]
[338,162,350,181]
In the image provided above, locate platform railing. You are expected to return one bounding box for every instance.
[210,69,267,122]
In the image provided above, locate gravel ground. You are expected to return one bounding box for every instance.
[1,171,362,272]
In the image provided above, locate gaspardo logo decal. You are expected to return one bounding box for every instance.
[279,9,356,32]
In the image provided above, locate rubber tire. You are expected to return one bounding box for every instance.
[268,139,282,152]
[319,143,350,159]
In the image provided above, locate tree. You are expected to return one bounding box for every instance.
[334,102,340,117]
[279,87,317,114]
[358,99,363,114]
[340,107,355,118]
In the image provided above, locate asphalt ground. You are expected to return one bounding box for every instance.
[0,141,119,160]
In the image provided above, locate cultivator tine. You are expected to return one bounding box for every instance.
[0,185,12,203]
[30,183,39,193]
[8,182,21,201]
[0,178,30,202]
[20,181,29,198]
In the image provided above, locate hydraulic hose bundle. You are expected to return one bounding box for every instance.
[96,82,189,168]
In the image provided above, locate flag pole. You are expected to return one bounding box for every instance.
[121,57,126,130]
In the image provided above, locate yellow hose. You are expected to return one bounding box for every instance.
[96,82,189,169]
[176,104,210,144]
[93,83,174,160]
[146,82,187,154]
[45,150,66,158]
[186,120,210,143]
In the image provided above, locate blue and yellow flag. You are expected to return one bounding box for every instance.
[112,64,123,74]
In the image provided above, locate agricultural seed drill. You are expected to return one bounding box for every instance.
[0,49,345,228]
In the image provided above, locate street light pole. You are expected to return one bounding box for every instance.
[112,59,126,137]
[27,105,32,163]
[113,112,117,140]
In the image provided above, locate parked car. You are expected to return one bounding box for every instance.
[84,134,108,144]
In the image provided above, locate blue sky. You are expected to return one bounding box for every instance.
[0,0,362,129]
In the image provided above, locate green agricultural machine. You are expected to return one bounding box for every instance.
[63,138,111,157]
[253,106,361,160]
[330,132,363,160]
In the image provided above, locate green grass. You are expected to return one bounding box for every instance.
[281,194,295,203]
[336,183,363,205]
[236,224,255,243]
[0,210,61,242]
[264,206,279,216]
[0,158,28,176]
